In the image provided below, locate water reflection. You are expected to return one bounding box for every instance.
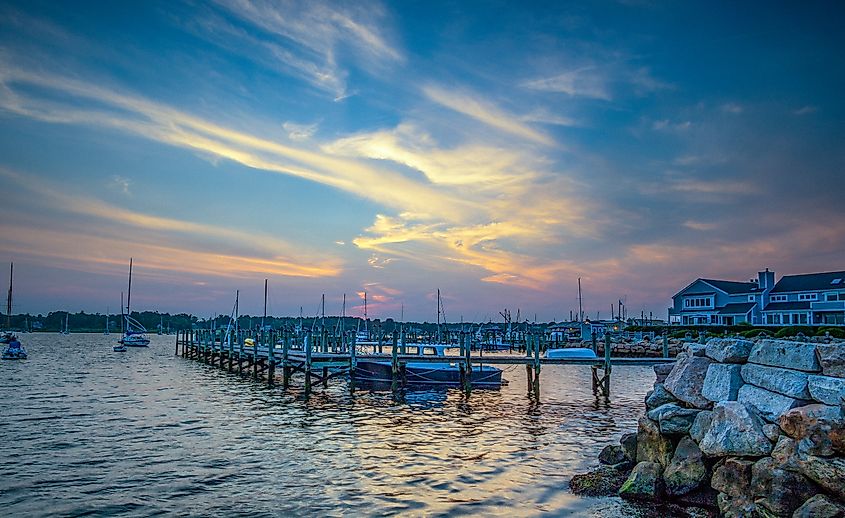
[0,333,663,516]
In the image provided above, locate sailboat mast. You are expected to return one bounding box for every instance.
[126,258,133,315]
[578,277,583,322]
[235,290,239,335]
[321,293,325,329]
[120,292,124,334]
[262,279,267,330]
[6,262,12,329]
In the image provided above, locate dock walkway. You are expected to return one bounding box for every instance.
[175,329,673,398]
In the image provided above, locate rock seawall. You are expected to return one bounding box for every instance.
[572,337,845,517]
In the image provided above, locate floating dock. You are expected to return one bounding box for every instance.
[175,329,674,398]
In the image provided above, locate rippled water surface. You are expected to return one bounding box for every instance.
[2,334,666,516]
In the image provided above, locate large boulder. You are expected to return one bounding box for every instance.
[664,354,713,409]
[748,339,821,372]
[598,444,628,466]
[816,344,845,378]
[645,383,678,410]
[569,465,630,497]
[636,416,673,467]
[778,404,845,456]
[741,363,812,399]
[699,401,773,457]
[755,469,819,516]
[771,436,801,471]
[737,384,810,422]
[717,492,756,518]
[796,455,845,501]
[653,362,674,384]
[792,494,845,518]
[710,457,753,497]
[808,374,845,405]
[647,403,700,435]
[702,363,743,402]
[618,461,664,501]
[751,457,776,497]
[620,432,638,463]
[663,437,707,496]
[689,410,713,442]
[705,337,754,363]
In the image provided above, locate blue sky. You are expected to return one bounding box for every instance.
[0,0,843,321]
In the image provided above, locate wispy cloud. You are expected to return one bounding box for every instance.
[283,120,318,141]
[422,85,554,146]
[720,102,743,114]
[109,175,132,195]
[793,105,817,116]
[521,67,611,100]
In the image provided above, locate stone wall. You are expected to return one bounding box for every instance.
[585,337,845,517]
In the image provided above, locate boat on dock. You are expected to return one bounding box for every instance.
[353,344,503,388]
[545,347,598,359]
[118,258,150,347]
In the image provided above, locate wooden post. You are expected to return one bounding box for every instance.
[349,331,357,392]
[238,329,244,375]
[464,333,472,394]
[283,332,291,388]
[662,331,669,358]
[603,332,612,398]
[592,333,598,355]
[267,329,275,386]
[391,331,399,392]
[533,333,541,395]
[304,331,312,393]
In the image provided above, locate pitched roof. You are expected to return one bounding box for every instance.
[771,271,845,293]
[763,301,811,311]
[701,279,761,294]
[718,302,756,315]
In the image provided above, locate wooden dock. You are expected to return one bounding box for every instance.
[175,329,674,398]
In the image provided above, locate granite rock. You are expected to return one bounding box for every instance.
[619,461,664,501]
[599,444,628,465]
[741,363,812,399]
[699,402,772,457]
[636,416,673,468]
[737,383,810,422]
[663,437,707,496]
[710,457,753,497]
[702,363,743,402]
[705,338,754,363]
[646,384,679,410]
[796,454,845,500]
[807,374,845,406]
[816,344,845,378]
[748,339,821,372]
[689,410,713,443]
[792,494,845,518]
[755,469,819,516]
[778,404,845,456]
[664,354,713,409]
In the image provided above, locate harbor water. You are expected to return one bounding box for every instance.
[2,334,671,516]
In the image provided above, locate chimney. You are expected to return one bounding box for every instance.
[758,268,775,290]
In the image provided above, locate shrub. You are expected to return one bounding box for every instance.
[741,329,768,338]
[818,327,845,339]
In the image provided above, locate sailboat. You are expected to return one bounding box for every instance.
[118,258,150,347]
[60,312,70,335]
[2,263,27,360]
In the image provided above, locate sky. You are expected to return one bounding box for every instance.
[0,1,843,322]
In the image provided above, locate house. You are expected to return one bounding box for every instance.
[670,269,845,326]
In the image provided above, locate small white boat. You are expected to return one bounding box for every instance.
[545,347,598,359]
[113,343,127,352]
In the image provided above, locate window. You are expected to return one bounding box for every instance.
[771,295,787,302]
[748,295,755,302]
[832,278,842,285]
[798,293,818,301]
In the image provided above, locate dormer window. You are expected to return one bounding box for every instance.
[798,293,818,301]
[770,295,787,302]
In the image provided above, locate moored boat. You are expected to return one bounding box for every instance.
[544,347,598,359]
[2,332,27,360]
[353,344,503,388]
